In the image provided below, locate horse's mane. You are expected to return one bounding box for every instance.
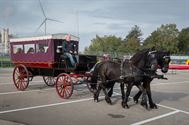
[130,48,150,65]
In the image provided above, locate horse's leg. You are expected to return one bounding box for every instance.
[122,83,133,109]
[108,82,114,97]
[133,85,142,104]
[145,82,157,109]
[100,75,112,104]
[94,83,102,102]
[137,85,148,109]
[101,84,112,105]
[120,83,125,100]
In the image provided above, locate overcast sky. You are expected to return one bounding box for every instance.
[0,0,188,52]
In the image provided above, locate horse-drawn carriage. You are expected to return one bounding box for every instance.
[10,33,97,99]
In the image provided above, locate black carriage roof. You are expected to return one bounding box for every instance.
[10,33,79,43]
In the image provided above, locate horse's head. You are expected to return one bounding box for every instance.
[145,50,159,71]
[130,48,159,72]
[157,51,171,73]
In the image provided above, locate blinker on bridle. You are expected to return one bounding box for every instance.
[148,50,157,55]
[163,56,170,63]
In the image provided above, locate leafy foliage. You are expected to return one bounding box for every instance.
[177,28,189,54]
[84,24,189,55]
[143,24,179,54]
[123,25,142,53]
[84,35,122,55]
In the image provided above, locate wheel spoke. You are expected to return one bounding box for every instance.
[65,88,70,96]
[63,89,67,98]
[19,80,23,90]
[15,78,19,84]
[57,81,63,87]
[15,70,19,76]
[59,87,64,97]
[22,80,26,88]
[58,86,62,93]
[15,80,19,88]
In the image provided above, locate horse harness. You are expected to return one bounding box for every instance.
[120,59,167,82]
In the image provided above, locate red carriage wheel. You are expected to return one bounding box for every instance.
[56,73,73,99]
[43,76,56,86]
[13,64,29,91]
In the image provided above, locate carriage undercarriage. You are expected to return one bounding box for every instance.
[12,64,96,99]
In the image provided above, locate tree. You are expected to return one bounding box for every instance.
[143,24,179,54]
[123,25,142,53]
[84,35,122,55]
[177,27,189,54]
[124,25,142,42]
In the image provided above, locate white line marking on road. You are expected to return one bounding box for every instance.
[131,110,180,125]
[0,81,43,85]
[152,81,189,85]
[0,88,54,95]
[113,81,189,90]
[0,93,120,114]
[157,104,189,115]
[113,92,189,115]
[0,97,94,114]
[0,85,91,96]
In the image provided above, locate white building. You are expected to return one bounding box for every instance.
[0,28,9,53]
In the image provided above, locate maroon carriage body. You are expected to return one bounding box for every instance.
[10,33,97,99]
[10,33,79,69]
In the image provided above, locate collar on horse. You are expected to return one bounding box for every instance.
[120,58,157,80]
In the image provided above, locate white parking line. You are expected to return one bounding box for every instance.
[157,104,189,115]
[0,93,121,114]
[0,97,94,114]
[0,88,54,96]
[113,92,189,115]
[0,81,43,85]
[113,93,189,124]
[0,85,91,96]
[131,110,180,125]
[152,80,189,85]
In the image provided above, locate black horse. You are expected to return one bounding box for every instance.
[91,48,160,109]
[132,51,171,108]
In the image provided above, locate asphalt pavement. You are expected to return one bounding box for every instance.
[0,68,189,125]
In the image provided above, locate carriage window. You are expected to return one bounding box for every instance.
[13,45,23,54]
[24,44,35,54]
[36,43,48,53]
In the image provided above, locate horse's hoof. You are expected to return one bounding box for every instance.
[150,103,158,109]
[93,95,99,102]
[121,101,126,108]
[105,98,112,105]
[94,98,99,102]
[126,105,129,109]
[133,97,139,104]
[141,102,148,109]
[121,101,129,109]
